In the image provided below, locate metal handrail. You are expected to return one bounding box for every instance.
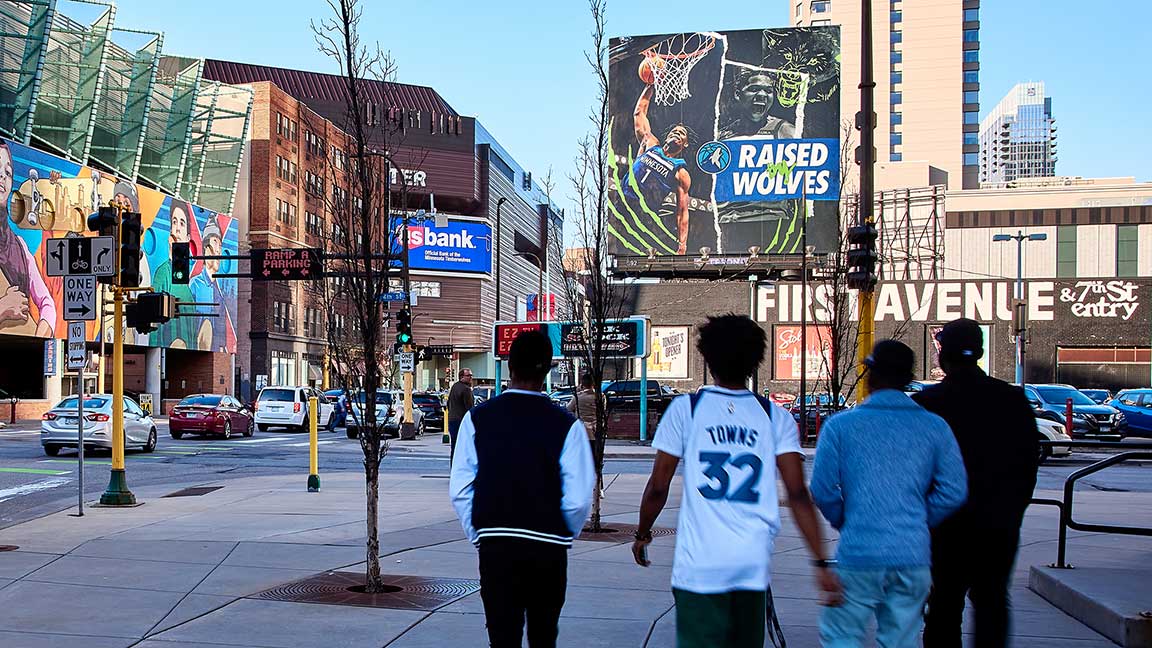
[1030,440,1152,568]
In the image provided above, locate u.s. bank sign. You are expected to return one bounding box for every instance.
[757,279,1143,324]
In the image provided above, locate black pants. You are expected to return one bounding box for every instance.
[448,419,462,459]
[478,538,568,648]
[924,524,1021,648]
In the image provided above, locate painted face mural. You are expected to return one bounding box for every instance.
[0,137,237,353]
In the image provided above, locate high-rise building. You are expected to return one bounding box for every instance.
[793,0,981,189]
[979,82,1057,185]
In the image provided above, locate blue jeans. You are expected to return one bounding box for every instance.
[820,566,931,648]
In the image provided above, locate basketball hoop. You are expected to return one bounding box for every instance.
[642,33,717,106]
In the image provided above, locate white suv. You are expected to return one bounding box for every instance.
[254,386,334,432]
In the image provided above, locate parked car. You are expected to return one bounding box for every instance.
[322,388,348,427]
[472,386,496,404]
[254,386,335,433]
[903,380,940,395]
[1035,416,1073,462]
[413,392,445,431]
[346,390,425,439]
[1080,389,1113,405]
[1110,389,1152,437]
[41,394,157,456]
[603,380,673,438]
[169,394,253,440]
[548,386,577,408]
[1022,384,1125,440]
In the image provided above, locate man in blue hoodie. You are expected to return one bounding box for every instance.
[811,339,968,647]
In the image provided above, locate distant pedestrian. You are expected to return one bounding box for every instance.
[446,367,474,457]
[811,339,968,647]
[567,373,602,449]
[449,330,595,648]
[633,314,842,648]
[914,318,1039,648]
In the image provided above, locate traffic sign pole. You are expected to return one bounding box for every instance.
[307,396,320,492]
[76,361,84,517]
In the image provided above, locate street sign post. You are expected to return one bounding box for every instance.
[66,322,86,370]
[46,236,116,277]
[63,275,97,321]
[380,291,407,302]
[250,248,324,281]
[398,352,415,373]
[424,344,453,357]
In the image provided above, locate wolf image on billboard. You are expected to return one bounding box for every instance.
[608,26,841,257]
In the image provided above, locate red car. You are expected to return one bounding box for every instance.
[169,394,254,440]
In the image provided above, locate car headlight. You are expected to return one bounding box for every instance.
[1071,412,1089,421]
[1116,413,1126,423]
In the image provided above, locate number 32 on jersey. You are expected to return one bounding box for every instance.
[697,451,763,503]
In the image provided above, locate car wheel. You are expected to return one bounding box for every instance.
[221,419,232,440]
[326,413,335,431]
[346,427,359,439]
[298,416,310,434]
[171,430,184,440]
[417,419,426,437]
[244,418,254,437]
[143,428,157,453]
[1038,441,1051,465]
[43,444,61,457]
[258,423,269,433]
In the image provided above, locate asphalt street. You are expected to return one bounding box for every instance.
[0,420,1149,530]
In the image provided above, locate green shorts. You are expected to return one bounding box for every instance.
[672,588,767,648]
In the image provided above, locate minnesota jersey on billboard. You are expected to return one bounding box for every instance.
[608,27,841,257]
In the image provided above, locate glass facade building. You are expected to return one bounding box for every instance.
[0,0,252,212]
[979,81,1057,186]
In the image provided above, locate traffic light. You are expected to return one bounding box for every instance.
[119,211,142,288]
[171,241,191,285]
[125,292,176,335]
[88,206,119,285]
[845,224,878,291]
[395,307,412,346]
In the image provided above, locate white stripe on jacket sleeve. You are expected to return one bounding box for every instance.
[560,420,596,537]
[448,411,480,544]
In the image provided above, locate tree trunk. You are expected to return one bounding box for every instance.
[363,455,383,591]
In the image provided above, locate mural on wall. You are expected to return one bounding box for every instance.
[0,137,237,353]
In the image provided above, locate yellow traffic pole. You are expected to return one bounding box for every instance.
[855,287,876,404]
[100,285,135,505]
[402,344,415,438]
[442,398,450,445]
[307,396,320,491]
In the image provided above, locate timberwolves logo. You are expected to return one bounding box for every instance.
[697,141,731,174]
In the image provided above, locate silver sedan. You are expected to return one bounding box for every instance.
[41,394,157,456]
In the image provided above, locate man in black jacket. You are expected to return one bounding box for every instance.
[913,318,1039,648]
[449,330,595,647]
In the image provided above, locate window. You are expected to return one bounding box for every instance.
[271,350,296,387]
[890,152,902,162]
[305,171,324,197]
[332,223,348,247]
[891,50,902,64]
[963,90,979,104]
[276,156,297,184]
[891,71,902,85]
[890,10,901,22]
[963,152,978,165]
[303,130,326,158]
[890,133,902,146]
[331,145,347,171]
[811,18,831,26]
[489,150,515,182]
[811,0,829,13]
[964,71,979,84]
[333,185,348,209]
[411,281,441,298]
[964,50,979,63]
[273,301,296,334]
[891,31,902,43]
[304,307,323,337]
[275,112,297,142]
[796,2,802,17]
[963,29,979,43]
[964,132,979,146]
[305,211,322,237]
[964,8,979,21]
[275,199,297,225]
[891,92,902,105]
[1057,225,1077,278]
[963,111,979,125]
[1117,225,1139,276]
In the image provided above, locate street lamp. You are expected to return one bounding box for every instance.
[993,231,1048,386]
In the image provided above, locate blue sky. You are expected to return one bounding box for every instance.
[109,0,1150,203]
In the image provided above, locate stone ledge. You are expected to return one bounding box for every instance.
[1030,565,1152,647]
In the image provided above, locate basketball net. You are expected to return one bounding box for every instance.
[644,33,716,106]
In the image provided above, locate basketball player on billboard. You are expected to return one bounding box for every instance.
[718,67,797,140]
[626,83,693,255]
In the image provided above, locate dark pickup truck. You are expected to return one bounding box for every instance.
[603,380,677,439]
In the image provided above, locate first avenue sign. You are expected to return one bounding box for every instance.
[757,280,1143,324]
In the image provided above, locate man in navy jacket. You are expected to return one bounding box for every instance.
[450,329,595,647]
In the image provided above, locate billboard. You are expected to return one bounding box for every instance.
[0,137,238,353]
[643,325,690,379]
[773,325,832,381]
[392,217,493,273]
[608,27,841,257]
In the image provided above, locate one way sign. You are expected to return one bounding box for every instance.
[63,275,97,321]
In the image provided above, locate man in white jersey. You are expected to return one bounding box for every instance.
[633,313,841,647]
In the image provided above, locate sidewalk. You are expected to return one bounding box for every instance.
[0,469,1137,647]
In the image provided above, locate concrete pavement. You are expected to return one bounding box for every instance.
[0,462,1141,647]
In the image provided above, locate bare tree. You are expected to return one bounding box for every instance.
[310,0,415,592]
[561,0,633,533]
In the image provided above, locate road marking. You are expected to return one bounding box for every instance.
[41,457,165,465]
[0,467,71,475]
[0,476,72,503]
[284,441,336,448]
[154,451,198,455]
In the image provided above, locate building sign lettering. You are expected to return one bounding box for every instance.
[1060,281,1140,321]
